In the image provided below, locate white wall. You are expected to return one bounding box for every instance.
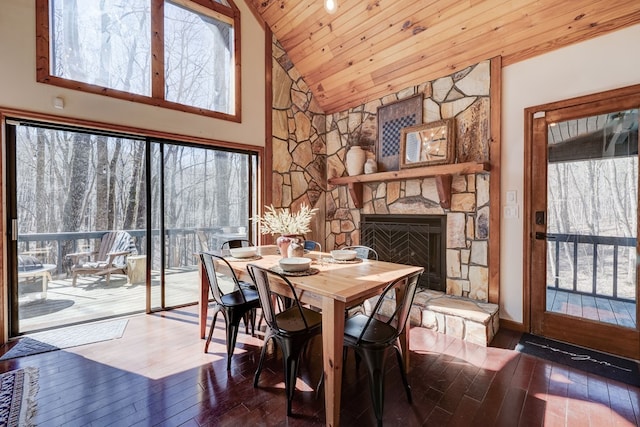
[0,0,265,146]
[501,24,640,323]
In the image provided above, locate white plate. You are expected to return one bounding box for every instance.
[330,249,358,261]
[229,247,257,258]
[279,257,312,272]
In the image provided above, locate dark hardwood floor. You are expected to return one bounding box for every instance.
[1,305,639,426]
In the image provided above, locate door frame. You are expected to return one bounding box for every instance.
[524,84,640,359]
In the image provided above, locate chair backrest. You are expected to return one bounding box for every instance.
[98,231,134,266]
[303,240,322,252]
[354,271,421,345]
[220,239,254,250]
[343,245,378,260]
[200,252,247,305]
[196,230,210,252]
[247,264,312,334]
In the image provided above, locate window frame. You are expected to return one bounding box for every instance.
[35,0,242,122]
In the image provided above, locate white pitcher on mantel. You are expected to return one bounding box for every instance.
[346,146,366,176]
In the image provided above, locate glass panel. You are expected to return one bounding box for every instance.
[15,125,147,333]
[50,0,151,96]
[546,109,638,327]
[161,145,252,307]
[164,1,234,114]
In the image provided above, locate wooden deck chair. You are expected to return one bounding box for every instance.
[67,231,135,286]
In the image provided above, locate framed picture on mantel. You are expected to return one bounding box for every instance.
[376,94,423,172]
[400,118,456,168]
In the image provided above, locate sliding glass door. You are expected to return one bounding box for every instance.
[6,119,258,336]
[150,142,256,308]
[7,121,147,334]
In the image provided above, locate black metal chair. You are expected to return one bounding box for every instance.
[342,245,379,260]
[200,252,260,370]
[343,271,422,427]
[247,263,323,416]
[303,240,322,252]
[220,239,254,250]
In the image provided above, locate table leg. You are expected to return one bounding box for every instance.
[199,261,208,339]
[322,297,345,427]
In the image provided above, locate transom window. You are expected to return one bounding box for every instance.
[36,0,240,121]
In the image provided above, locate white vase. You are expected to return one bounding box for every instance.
[346,146,366,176]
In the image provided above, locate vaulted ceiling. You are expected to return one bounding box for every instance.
[248,0,640,114]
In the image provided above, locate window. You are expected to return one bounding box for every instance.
[36,0,240,121]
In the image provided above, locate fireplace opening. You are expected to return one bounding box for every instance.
[360,214,446,292]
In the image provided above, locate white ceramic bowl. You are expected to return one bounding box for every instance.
[229,247,257,258]
[331,249,358,261]
[279,257,312,272]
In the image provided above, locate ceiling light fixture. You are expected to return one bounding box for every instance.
[324,0,337,14]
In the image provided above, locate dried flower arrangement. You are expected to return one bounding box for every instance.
[253,204,318,235]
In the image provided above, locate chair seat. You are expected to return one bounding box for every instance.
[275,307,322,334]
[79,261,125,269]
[239,280,256,290]
[220,289,259,307]
[344,314,398,347]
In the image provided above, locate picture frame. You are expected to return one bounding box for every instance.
[376,94,423,172]
[399,118,456,168]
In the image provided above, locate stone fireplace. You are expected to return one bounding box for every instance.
[270,40,499,344]
[361,214,446,292]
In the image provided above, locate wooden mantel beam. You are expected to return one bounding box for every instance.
[328,161,490,209]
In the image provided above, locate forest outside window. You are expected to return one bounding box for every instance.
[36,0,240,121]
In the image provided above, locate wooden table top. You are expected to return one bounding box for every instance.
[216,246,424,304]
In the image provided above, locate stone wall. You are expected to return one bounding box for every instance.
[270,35,493,302]
[325,60,493,302]
[271,36,327,241]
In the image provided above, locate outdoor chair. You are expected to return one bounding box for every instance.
[247,264,322,416]
[343,271,422,427]
[200,252,260,370]
[66,231,135,286]
[342,245,379,260]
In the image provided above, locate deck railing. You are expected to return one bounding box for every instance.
[17,227,245,276]
[547,233,636,303]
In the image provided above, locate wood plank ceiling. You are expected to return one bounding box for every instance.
[249,0,640,114]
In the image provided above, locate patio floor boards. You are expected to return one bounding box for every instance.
[547,288,637,328]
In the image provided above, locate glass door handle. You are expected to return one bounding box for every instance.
[535,232,546,240]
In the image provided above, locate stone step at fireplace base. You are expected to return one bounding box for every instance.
[361,289,499,347]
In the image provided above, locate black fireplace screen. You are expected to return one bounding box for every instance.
[360,214,446,292]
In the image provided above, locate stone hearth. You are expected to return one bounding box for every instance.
[363,289,499,346]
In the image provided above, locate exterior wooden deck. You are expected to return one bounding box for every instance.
[18,268,200,333]
[547,287,637,328]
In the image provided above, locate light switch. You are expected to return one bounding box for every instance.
[506,190,517,205]
[504,205,518,218]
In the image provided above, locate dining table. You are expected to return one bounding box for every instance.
[198,245,424,427]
